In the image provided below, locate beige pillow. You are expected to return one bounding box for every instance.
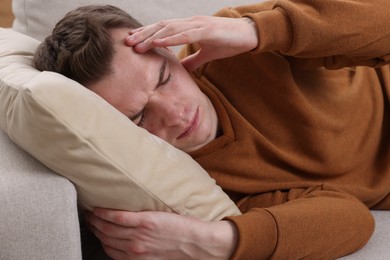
[0,28,241,221]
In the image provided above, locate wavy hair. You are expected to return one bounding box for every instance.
[33,5,142,85]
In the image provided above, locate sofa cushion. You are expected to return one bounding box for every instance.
[0,28,241,221]
[0,129,82,260]
[11,0,260,53]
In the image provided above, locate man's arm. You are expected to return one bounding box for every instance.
[226,185,374,259]
[126,0,390,71]
[237,0,390,67]
[85,209,238,259]
[86,185,374,259]
[125,15,259,72]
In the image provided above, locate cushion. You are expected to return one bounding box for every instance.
[0,129,82,260]
[11,0,261,53]
[0,28,241,221]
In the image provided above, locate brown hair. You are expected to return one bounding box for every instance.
[33,5,142,85]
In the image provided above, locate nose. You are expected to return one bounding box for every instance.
[150,96,185,127]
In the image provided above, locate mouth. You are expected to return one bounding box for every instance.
[177,107,199,140]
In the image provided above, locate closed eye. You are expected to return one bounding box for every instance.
[133,58,171,127]
[136,112,145,126]
[130,110,144,126]
[160,73,172,86]
[157,58,169,87]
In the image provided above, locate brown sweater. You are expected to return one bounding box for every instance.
[179,0,390,259]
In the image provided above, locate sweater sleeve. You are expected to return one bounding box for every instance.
[224,185,375,259]
[216,0,390,68]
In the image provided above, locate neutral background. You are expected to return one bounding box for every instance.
[0,0,14,27]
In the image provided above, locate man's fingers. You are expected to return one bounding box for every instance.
[126,20,203,53]
[86,211,136,240]
[101,245,128,260]
[89,224,131,253]
[93,208,140,227]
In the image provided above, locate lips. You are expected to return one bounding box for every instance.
[177,108,199,140]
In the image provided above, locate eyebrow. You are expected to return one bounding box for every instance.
[129,58,167,122]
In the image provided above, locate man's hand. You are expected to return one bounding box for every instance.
[125,16,258,71]
[85,208,238,260]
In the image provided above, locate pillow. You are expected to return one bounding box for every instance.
[0,28,241,221]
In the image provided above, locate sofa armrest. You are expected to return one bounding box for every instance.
[0,130,81,260]
[339,210,390,260]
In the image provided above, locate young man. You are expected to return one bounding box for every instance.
[33,1,390,259]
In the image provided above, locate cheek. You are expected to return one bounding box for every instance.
[172,75,199,97]
[143,121,156,133]
[143,121,163,139]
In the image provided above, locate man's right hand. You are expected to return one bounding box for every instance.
[125,16,259,71]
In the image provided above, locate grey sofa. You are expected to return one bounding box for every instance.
[1,0,389,259]
[0,129,82,259]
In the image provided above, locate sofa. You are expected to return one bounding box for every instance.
[1,0,389,259]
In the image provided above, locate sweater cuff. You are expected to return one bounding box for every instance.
[244,8,292,54]
[224,209,277,259]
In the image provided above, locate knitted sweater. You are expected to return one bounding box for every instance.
[179,0,390,259]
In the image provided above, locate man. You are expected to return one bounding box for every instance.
[33,1,390,259]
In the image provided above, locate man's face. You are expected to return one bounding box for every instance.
[87,28,219,153]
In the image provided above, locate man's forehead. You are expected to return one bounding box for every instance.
[110,27,130,41]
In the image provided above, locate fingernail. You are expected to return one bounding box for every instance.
[128,34,136,40]
[126,36,136,45]
[136,42,146,52]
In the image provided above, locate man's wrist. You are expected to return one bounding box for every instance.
[208,220,238,259]
[241,17,259,51]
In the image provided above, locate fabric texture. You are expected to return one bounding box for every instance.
[0,28,240,221]
[0,129,82,260]
[177,0,390,259]
[338,210,390,260]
